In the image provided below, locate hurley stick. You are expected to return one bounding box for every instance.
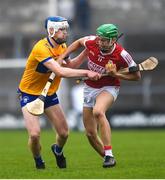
[26,72,55,115]
[76,57,158,83]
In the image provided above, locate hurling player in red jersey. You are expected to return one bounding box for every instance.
[59,24,141,168]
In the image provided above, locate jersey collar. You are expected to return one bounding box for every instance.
[100,43,116,55]
[47,37,54,48]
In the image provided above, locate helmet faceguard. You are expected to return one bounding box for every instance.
[96,36,115,53]
[45,16,69,44]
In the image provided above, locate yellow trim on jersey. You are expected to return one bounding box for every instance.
[19,38,67,95]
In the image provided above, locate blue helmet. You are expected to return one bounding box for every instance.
[45,16,69,37]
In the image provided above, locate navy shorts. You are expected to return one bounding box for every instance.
[17,89,59,109]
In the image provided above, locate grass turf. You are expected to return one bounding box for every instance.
[0,129,165,179]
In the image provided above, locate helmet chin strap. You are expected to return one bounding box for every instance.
[48,29,66,45]
[52,37,66,45]
[99,33,124,53]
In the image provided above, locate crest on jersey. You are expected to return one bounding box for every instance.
[23,96,29,103]
[108,60,113,64]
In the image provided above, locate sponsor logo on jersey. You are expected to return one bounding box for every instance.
[88,60,105,74]
[98,55,105,62]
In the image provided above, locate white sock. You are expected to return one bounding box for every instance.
[105,149,113,157]
[104,145,113,157]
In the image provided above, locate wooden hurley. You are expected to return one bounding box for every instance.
[76,57,158,83]
[26,72,55,116]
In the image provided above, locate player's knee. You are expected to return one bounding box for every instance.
[29,133,40,142]
[86,130,97,139]
[93,108,105,119]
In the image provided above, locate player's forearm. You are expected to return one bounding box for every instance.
[48,64,88,78]
[66,50,87,68]
[67,39,83,53]
[115,71,141,81]
[59,67,88,78]
[66,58,84,69]
[60,40,82,61]
[45,58,88,78]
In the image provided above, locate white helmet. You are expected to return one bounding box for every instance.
[45,16,69,37]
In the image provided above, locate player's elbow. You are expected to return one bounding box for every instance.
[45,61,66,77]
[54,70,65,77]
[55,67,68,78]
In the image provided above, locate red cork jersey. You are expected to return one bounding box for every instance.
[84,36,136,88]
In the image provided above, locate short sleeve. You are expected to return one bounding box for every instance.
[120,49,137,68]
[84,35,96,47]
[33,42,52,63]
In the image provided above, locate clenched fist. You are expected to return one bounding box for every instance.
[105,62,117,77]
[87,71,102,81]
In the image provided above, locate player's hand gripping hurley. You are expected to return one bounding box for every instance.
[76,57,158,83]
[26,72,55,116]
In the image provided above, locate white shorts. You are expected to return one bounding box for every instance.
[83,84,120,108]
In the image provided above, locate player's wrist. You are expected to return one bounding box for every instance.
[86,70,91,77]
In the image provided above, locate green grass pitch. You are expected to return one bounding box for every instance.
[0,129,165,179]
